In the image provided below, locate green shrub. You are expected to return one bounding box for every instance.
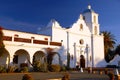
[49,64,61,72]
[33,61,48,72]
[61,66,66,72]
[20,63,28,68]
[39,63,48,72]
[0,65,6,73]
[7,66,18,73]
[22,74,34,80]
[33,61,41,72]
[20,67,29,73]
[0,65,4,72]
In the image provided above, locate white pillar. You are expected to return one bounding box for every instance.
[86,44,89,67]
[74,43,76,68]
[9,56,14,65]
[91,34,94,67]
[66,31,70,67]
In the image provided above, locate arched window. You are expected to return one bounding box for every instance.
[80,24,83,31]
[94,26,97,35]
[94,16,96,23]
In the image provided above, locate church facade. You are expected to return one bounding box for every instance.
[0,5,106,68]
[38,5,105,67]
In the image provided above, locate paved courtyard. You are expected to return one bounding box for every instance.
[0,71,110,80]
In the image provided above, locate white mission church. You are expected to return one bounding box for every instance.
[1,5,106,68]
[38,5,105,68]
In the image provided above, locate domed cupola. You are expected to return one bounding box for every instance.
[83,5,95,14]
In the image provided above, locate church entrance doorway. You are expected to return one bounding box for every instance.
[80,55,85,68]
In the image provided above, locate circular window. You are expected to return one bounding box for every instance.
[79,39,84,44]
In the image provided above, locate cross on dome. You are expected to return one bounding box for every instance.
[88,5,91,9]
[82,5,95,13]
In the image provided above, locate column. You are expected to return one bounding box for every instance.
[86,44,89,67]
[74,43,76,68]
[66,31,70,68]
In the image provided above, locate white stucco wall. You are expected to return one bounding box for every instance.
[52,27,68,65]
[93,35,106,67]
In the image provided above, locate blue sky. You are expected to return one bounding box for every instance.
[0,0,120,44]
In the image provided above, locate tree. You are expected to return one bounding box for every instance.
[0,26,5,57]
[0,27,3,46]
[115,44,120,55]
[101,31,116,62]
[105,49,115,63]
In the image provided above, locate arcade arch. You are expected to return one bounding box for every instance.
[0,49,10,66]
[13,49,30,67]
[33,51,46,64]
[47,52,61,65]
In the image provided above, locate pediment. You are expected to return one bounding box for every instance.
[68,18,91,35]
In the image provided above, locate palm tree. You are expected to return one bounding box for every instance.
[115,44,120,55]
[101,31,116,62]
[105,49,115,63]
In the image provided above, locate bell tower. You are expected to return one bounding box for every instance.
[82,5,100,35]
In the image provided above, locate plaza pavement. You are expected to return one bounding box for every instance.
[0,71,110,80]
